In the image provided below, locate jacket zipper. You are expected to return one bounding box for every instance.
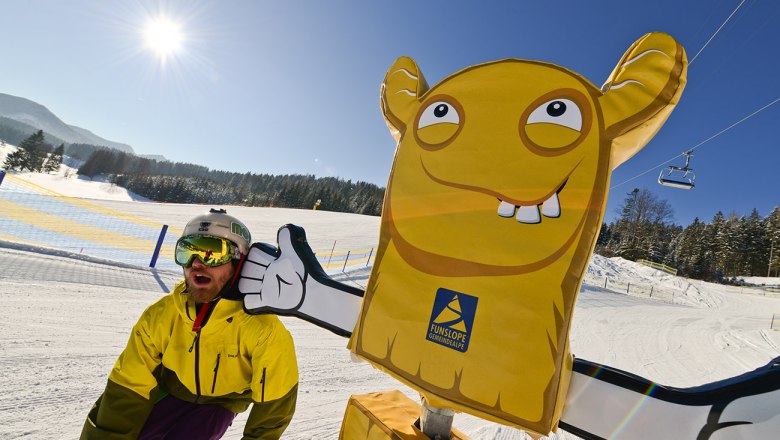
[189,301,214,404]
[192,330,202,402]
[211,353,221,394]
[260,367,266,403]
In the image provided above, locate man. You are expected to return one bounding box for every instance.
[81,209,298,440]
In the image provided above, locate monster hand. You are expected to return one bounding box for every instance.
[238,224,364,337]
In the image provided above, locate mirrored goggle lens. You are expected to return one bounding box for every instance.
[175,235,236,267]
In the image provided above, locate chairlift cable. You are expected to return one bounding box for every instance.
[689,0,747,66]
[611,95,780,189]
[611,0,754,190]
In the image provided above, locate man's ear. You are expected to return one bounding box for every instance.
[380,56,429,142]
[599,32,687,170]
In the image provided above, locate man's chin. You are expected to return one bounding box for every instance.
[185,282,219,303]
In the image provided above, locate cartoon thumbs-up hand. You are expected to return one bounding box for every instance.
[238,224,364,337]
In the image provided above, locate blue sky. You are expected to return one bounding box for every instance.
[2,0,778,226]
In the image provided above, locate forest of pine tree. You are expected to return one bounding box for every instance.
[597,188,780,282]
[77,148,385,216]
[1,130,62,173]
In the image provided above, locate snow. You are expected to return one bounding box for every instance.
[1,142,149,202]
[737,276,780,287]
[1,153,779,439]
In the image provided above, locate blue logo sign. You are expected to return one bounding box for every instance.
[426,288,478,352]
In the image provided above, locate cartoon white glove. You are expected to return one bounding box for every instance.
[238,224,364,337]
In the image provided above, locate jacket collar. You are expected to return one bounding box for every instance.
[172,280,244,329]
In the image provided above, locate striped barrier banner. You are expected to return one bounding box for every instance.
[0,173,182,271]
[0,173,376,274]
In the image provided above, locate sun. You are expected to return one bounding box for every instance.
[144,18,182,56]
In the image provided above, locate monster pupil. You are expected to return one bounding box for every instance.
[434,104,449,118]
[547,101,566,117]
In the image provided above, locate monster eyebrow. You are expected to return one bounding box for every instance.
[624,49,670,66]
[609,79,644,90]
[394,67,418,80]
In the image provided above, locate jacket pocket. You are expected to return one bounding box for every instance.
[260,367,266,402]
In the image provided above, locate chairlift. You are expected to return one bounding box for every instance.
[658,151,696,190]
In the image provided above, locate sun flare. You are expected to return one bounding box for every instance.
[144,18,182,56]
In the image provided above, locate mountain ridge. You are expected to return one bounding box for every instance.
[0,92,134,154]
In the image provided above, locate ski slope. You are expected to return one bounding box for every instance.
[0,160,779,439]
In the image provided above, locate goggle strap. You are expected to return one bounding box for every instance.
[217,253,247,301]
[192,301,213,332]
[230,253,246,288]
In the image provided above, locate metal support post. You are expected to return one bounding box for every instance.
[420,398,455,440]
[342,251,350,272]
[327,240,337,267]
[149,225,169,268]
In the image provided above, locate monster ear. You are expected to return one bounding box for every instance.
[381,57,429,142]
[599,32,687,170]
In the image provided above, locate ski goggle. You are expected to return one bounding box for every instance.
[175,235,239,267]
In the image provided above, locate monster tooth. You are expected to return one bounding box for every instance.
[497,200,516,217]
[516,205,541,224]
[541,192,561,218]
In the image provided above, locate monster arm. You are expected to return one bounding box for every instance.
[561,357,780,439]
[238,224,364,337]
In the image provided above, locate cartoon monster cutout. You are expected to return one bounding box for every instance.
[240,32,687,435]
[348,31,686,433]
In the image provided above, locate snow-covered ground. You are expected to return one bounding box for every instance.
[0,142,148,202]
[1,150,779,439]
[737,276,780,287]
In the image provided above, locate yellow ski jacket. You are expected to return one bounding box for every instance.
[81,280,299,439]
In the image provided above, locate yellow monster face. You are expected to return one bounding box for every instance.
[387,60,608,274]
[381,33,686,277]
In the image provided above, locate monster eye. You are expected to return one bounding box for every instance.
[414,96,464,150]
[520,90,591,155]
[418,101,460,128]
[527,99,582,131]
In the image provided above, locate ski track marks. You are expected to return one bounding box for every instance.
[1,241,779,438]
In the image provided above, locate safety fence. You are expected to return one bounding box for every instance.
[0,172,374,273]
[315,246,375,271]
[582,273,677,303]
[721,284,780,298]
[636,259,678,276]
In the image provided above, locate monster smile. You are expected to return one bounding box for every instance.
[497,181,565,224]
[421,158,574,225]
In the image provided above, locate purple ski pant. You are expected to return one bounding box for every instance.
[138,395,237,440]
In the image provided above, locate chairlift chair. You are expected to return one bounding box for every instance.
[658,151,696,189]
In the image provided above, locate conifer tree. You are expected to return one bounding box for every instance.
[744,209,768,276]
[2,146,30,171]
[17,130,48,171]
[43,143,64,173]
[767,206,780,277]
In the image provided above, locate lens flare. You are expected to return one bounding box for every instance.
[144,18,182,56]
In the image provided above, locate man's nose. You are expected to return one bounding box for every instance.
[190,256,206,268]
